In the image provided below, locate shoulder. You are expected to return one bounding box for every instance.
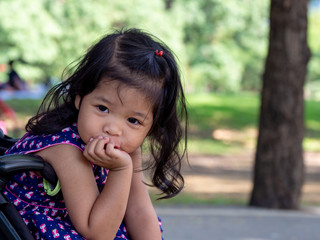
[34,125,88,171]
[36,143,85,168]
[52,124,85,151]
[7,124,85,155]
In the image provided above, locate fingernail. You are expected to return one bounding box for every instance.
[89,138,93,142]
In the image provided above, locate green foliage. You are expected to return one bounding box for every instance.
[0,0,319,93]
[183,0,269,92]
[0,0,186,83]
[307,8,320,86]
[0,0,61,62]
[0,0,62,80]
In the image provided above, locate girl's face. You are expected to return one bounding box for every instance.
[75,80,154,154]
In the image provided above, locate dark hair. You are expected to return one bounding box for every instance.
[26,28,188,199]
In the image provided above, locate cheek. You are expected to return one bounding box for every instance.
[122,133,146,153]
[77,117,93,143]
[77,124,89,143]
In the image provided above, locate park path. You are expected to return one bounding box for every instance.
[181,151,320,205]
[152,151,320,239]
[156,205,320,240]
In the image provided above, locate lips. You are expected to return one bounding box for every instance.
[102,136,120,150]
[103,143,120,150]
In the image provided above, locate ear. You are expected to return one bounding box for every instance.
[75,95,81,110]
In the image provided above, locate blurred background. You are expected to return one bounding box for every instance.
[0,0,319,209]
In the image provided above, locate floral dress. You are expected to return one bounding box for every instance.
[2,124,163,239]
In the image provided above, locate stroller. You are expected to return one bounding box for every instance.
[0,129,57,240]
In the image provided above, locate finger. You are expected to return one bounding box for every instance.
[95,137,109,158]
[105,142,117,157]
[84,138,100,160]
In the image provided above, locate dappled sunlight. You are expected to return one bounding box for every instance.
[184,175,252,194]
[180,152,320,205]
[212,128,257,148]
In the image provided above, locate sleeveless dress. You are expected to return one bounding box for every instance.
[2,124,163,239]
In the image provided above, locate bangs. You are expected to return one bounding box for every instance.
[101,63,164,109]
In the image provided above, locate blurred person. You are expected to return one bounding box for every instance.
[0,60,27,91]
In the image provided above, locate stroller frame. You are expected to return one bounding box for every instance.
[0,130,57,240]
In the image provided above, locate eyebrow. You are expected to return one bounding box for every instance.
[94,96,151,121]
[95,96,112,105]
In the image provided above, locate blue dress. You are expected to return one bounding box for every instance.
[2,124,163,239]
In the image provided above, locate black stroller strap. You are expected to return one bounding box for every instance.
[0,154,58,186]
[2,203,34,240]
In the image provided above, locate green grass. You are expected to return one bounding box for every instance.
[5,99,42,117]
[3,99,42,138]
[304,99,320,151]
[186,92,320,154]
[187,92,260,154]
[187,92,259,130]
[150,192,247,206]
[188,138,243,155]
[4,93,320,154]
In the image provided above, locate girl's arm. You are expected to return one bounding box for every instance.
[37,139,132,240]
[124,148,162,240]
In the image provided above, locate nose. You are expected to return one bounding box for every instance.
[103,119,122,136]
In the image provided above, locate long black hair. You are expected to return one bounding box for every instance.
[26,28,188,199]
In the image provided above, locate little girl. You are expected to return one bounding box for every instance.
[2,28,187,239]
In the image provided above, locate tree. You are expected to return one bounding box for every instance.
[0,0,62,81]
[182,0,269,92]
[0,0,185,83]
[250,0,311,209]
[307,6,320,92]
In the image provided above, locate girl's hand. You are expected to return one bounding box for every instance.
[83,136,132,171]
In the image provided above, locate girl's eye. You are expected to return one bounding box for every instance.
[128,117,141,125]
[98,105,109,113]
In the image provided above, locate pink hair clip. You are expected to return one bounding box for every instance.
[155,50,163,57]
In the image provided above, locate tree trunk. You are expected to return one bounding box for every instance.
[249,0,310,209]
[165,0,173,10]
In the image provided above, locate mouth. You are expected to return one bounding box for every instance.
[103,143,120,150]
